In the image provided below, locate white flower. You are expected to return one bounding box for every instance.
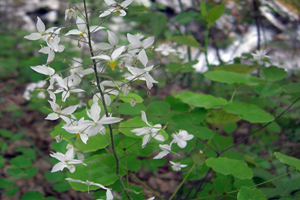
[126,65,158,89]
[24,17,46,40]
[45,29,62,52]
[65,178,113,200]
[65,17,105,40]
[175,46,187,59]
[85,102,123,137]
[24,17,61,43]
[153,144,171,159]
[94,30,119,50]
[91,46,125,70]
[65,8,77,20]
[45,91,78,120]
[127,33,155,67]
[131,111,164,148]
[63,117,91,144]
[170,161,187,171]
[50,148,86,173]
[92,81,120,106]
[172,130,194,148]
[155,43,176,56]
[53,75,85,102]
[127,33,154,49]
[39,43,65,63]
[251,49,269,65]
[99,0,134,18]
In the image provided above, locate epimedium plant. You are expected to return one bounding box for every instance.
[22,0,300,200]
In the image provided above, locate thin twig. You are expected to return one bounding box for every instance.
[82,1,132,199]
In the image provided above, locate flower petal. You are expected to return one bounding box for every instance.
[142,36,155,48]
[51,162,65,172]
[111,46,125,60]
[107,30,118,46]
[142,134,151,148]
[24,33,41,40]
[36,17,45,33]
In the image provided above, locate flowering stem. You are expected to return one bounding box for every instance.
[82,1,132,199]
[230,86,238,102]
[130,172,164,200]
[168,163,196,200]
[204,25,210,67]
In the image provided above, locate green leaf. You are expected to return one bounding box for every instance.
[23,167,38,178]
[171,35,202,49]
[274,152,300,170]
[206,4,225,24]
[119,103,146,115]
[206,109,241,125]
[214,64,259,74]
[0,156,4,168]
[234,178,255,189]
[183,60,199,67]
[119,93,143,103]
[193,126,214,140]
[44,197,56,200]
[7,167,23,178]
[174,10,199,24]
[206,157,253,179]
[237,186,266,200]
[121,185,145,200]
[192,151,207,165]
[224,102,274,123]
[45,171,64,182]
[0,129,13,138]
[147,101,170,116]
[142,159,166,172]
[165,96,190,112]
[54,181,71,192]
[75,133,109,152]
[223,123,238,133]
[15,148,36,161]
[0,142,8,154]
[5,186,19,197]
[10,156,32,168]
[0,178,14,188]
[254,83,282,97]
[282,82,300,94]
[176,92,227,109]
[150,12,167,36]
[21,191,44,200]
[212,135,233,151]
[167,62,182,72]
[200,2,206,18]
[213,174,233,194]
[11,132,25,140]
[261,66,287,81]
[204,70,261,85]
[67,154,120,191]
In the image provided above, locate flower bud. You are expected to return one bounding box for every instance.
[55,135,62,143]
[66,143,74,150]
[65,8,77,21]
[130,98,137,107]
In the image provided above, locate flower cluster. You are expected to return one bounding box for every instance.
[132,112,194,171]
[23,2,194,199]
